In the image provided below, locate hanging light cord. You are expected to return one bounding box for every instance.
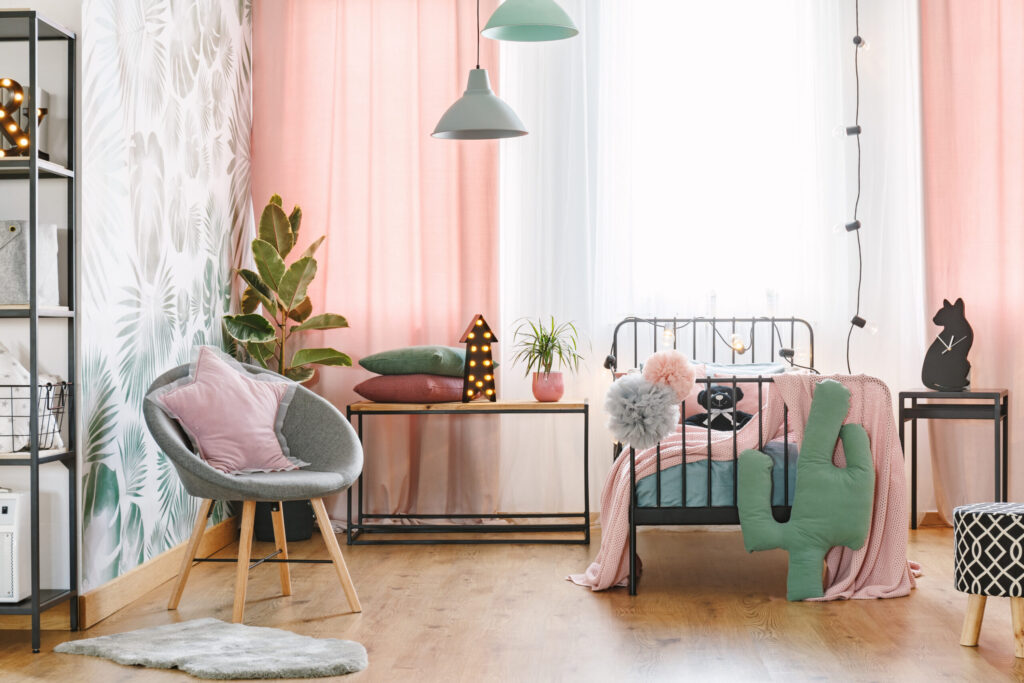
[476,0,481,68]
[845,0,864,374]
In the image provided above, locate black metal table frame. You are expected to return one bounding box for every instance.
[345,403,590,545]
[899,389,1009,530]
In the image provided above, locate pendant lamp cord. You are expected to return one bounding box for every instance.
[845,0,864,374]
[476,0,481,68]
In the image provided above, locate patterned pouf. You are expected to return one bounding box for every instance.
[954,502,1024,657]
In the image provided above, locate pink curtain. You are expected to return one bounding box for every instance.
[920,1,1024,521]
[252,0,502,521]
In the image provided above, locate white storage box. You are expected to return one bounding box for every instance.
[0,220,59,306]
[0,491,30,603]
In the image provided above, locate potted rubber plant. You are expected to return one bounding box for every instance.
[223,194,351,382]
[510,317,584,402]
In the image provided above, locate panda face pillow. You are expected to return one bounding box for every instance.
[684,384,754,431]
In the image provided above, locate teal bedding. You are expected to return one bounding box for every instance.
[635,440,798,507]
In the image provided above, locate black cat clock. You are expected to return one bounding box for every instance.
[921,297,973,391]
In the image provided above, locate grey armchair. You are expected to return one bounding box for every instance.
[143,363,363,623]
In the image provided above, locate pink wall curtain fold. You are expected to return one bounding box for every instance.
[920,1,1024,521]
[252,0,502,521]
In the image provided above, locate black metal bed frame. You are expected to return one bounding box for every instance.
[605,317,815,594]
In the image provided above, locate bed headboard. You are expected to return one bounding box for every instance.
[603,316,815,374]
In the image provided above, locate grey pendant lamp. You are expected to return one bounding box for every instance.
[482,0,578,42]
[432,0,527,140]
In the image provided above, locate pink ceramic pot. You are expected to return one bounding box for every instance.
[532,372,565,402]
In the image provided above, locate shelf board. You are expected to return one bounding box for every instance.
[0,158,74,179]
[0,306,74,318]
[0,588,76,615]
[0,11,75,42]
[0,449,74,466]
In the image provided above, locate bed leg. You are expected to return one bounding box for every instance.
[629,518,637,595]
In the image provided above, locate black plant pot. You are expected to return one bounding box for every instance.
[254,500,314,543]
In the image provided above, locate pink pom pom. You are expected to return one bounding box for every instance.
[643,350,696,402]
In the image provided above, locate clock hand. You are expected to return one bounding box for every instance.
[948,336,965,349]
[937,334,952,352]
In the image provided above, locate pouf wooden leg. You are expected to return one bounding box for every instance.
[960,594,987,647]
[1012,598,1024,658]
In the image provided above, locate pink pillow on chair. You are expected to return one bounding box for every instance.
[149,347,304,474]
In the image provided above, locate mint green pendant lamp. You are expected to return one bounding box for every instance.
[482,0,578,42]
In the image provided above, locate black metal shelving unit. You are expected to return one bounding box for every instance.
[0,10,77,653]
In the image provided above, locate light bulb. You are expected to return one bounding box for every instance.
[1,79,10,86]
[469,360,477,367]
[482,345,490,352]
[0,109,6,118]
[484,332,491,339]
[470,345,478,352]
[468,374,475,381]
[467,389,474,396]
[833,220,861,234]
[485,389,494,396]
[468,332,475,339]
[7,123,15,132]
[17,138,28,147]
[0,150,5,158]
[484,360,492,366]
[730,334,747,354]
[12,93,21,102]
[833,124,862,138]
[476,319,483,326]
[662,327,675,346]
[476,381,484,388]
[484,374,492,381]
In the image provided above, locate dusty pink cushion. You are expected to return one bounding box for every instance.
[354,374,463,403]
[151,347,299,474]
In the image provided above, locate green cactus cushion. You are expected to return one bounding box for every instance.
[737,379,875,601]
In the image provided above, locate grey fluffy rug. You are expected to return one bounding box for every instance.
[54,618,367,679]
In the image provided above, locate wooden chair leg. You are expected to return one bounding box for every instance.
[311,497,361,613]
[270,502,292,596]
[960,594,987,647]
[168,498,213,610]
[1012,597,1024,658]
[233,501,257,624]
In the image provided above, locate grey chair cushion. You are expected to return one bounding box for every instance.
[143,360,363,503]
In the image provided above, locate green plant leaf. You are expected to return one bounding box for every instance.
[258,202,294,258]
[277,256,317,312]
[223,313,277,343]
[237,269,277,315]
[291,313,348,332]
[252,238,286,291]
[299,235,325,260]
[291,347,352,367]
[285,366,316,383]
[240,287,260,314]
[269,193,283,207]
[289,205,302,237]
[287,296,312,322]
[246,340,276,367]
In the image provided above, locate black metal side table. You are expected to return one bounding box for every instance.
[345,399,590,545]
[899,388,1009,529]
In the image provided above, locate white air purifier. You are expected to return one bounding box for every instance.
[0,491,31,603]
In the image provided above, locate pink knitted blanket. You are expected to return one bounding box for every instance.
[570,374,919,599]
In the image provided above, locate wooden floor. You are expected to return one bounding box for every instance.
[1,526,1023,682]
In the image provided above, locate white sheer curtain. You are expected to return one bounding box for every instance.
[496,0,927,515]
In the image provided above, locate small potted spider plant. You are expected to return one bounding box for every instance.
[511,317,584,402]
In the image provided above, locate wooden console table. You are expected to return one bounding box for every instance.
[345,400,590,545]
[898,388,1009,530]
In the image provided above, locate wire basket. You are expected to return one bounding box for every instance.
[0,382,70,453]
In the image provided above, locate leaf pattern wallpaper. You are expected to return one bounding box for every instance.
[80,0,253,590]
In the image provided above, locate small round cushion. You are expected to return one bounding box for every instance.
[954,502,1024,597]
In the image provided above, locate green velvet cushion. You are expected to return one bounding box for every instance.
[359,346,467,377]
[737,379,875,601]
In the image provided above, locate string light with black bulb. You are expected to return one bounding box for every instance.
[842,0,876,373]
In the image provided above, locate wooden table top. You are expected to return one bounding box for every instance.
[348,399,588,413]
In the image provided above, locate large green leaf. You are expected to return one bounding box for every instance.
[240,287,260,314]
[268,194,283,207]
[288,205,302,237]
[246,340,276,367]
[291,313,349,332]
[298,235,324,261]
[237,269,277,315]
[287,296,312,323]
[277,257,317,312]
[223,313,276,343]
[82,461,121,584]
[285,366,316,383]
[291,347,352,367]
[251,239,286,292]
[258,202,294,258]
